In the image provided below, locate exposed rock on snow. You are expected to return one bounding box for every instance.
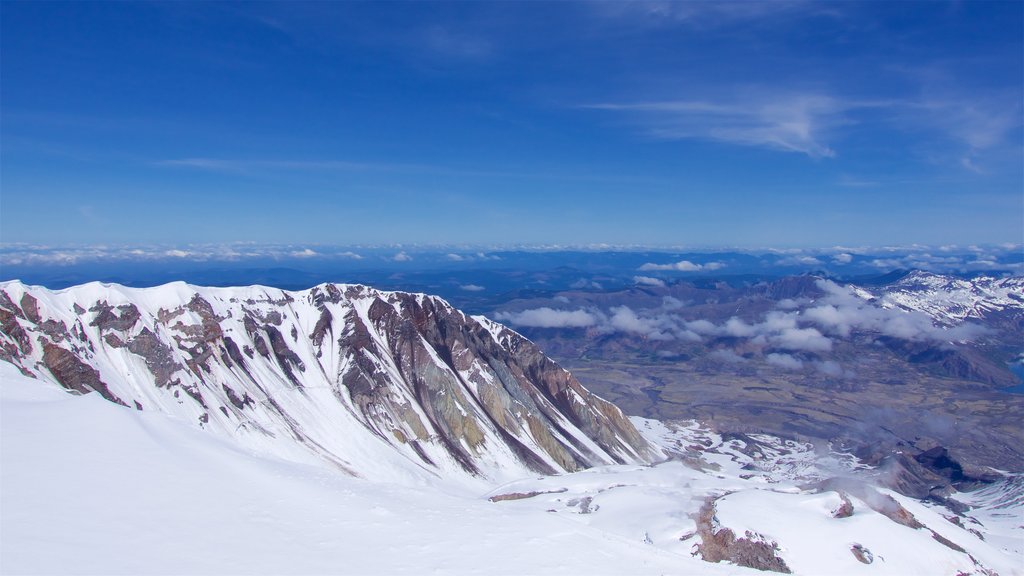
[0,280,655,484]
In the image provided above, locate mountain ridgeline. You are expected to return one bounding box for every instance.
[0,281,656,483]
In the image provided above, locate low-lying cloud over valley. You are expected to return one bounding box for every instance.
[495,279,990,364]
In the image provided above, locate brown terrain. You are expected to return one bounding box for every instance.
[498,275,1024,478]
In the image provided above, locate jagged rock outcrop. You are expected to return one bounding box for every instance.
[0,280,658,482]
[695,495,792,573]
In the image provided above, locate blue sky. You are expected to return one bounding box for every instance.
[2,1,1022,248]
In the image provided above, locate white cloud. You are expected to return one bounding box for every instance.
[812,360,850,378]
[494,308,599,328]
[495,304,701,341]
[771,327,832,352]
[633,276,666,287]
[586,86,1022,166]
[393,251,413,262]
[765,353,803,370]
[446,253,464,261]
[459,284,485,292]
[0,243,372,265]
[806,279,991,342]
[661,296,684,310]
[777,255,823,266]
[685,319,719,335]
[832,253,853,264]
[570,279,604,290]
[587,93,849,158]
[638,260,724,272]
[607,306,674,340]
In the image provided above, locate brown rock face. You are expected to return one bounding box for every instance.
[19,293,41,324]
[41,341,126,406]
[695,496,792,573]
[327,288,655,474]
[0,281,657,480]
[0,308,32,358]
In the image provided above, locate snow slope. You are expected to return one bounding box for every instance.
[2,365,1020,575]
[873,271,1024,326]
[485,418,1021,576]
[0,363,689,576]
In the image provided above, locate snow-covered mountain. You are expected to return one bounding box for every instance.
[872,271,1024,326]
[0,280,654,485]
[3,364,1019,575]
[2,279,1022,575]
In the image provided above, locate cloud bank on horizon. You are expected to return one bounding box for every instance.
[1,243,1020,277]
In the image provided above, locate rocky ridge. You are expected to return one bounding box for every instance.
[0,280,655,483]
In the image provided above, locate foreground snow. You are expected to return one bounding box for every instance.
[0,364,690,576]
[2,364,1020,575]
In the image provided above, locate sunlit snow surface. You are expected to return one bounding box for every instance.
[2,364,1020,575]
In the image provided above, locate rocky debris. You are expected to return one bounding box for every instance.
[488,488,568,502]
[915,446,1002,489]
[41,341,126,406]
[566,496,595,514]
[187,295,225,339]
[815,478,925,528]
[812,476,975,554]
[70,319,92,348]
[695,495,792,573]
[265,325,304,386]
[126,328,182,388]
[222,383,254,410]
[864,448,1000,510]
[311,308,332,347]
[0,307,32,357]
[832,492,854,518]
[19,293,40,324]
[850,543,873,564]
[0,290,25,317]
[38,319,70,343]
[932,530,966,553]
[88,302,141,333]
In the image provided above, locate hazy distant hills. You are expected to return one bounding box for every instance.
[493,271,1024,475]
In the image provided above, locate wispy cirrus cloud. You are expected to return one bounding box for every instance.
[155,158,427,174]
[584,94,860,158]
[917,94,1023,173]
[588,0,829,29]
[584,89,1021,165]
